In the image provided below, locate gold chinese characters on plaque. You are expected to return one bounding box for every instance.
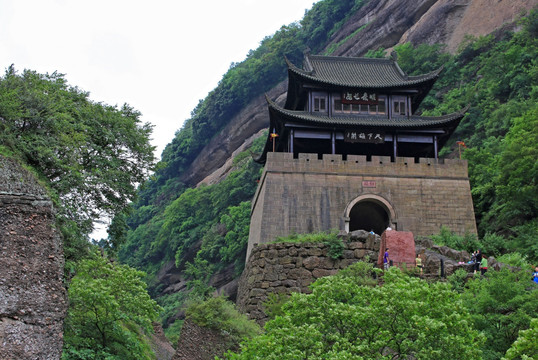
[345,130,385,144]
[341,91,379,105]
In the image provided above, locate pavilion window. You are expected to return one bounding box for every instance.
[377,97,386,114]
[392,96,407,116]
[314,97,326,112]
[333,97,343,113]
[365,95,386,115]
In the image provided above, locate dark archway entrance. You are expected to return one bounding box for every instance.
[349,200,390,235]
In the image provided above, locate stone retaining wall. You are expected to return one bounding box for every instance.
[237,231,380,324]
[237,230,481,325]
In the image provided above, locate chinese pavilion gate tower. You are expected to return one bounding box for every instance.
[246,52,477,260]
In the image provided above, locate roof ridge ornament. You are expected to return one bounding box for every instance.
[390,51,408,80]
[303,49,314,73]
[285,55,314,75]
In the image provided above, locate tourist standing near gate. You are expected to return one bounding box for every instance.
[480,255,488,275]
[416,254,423,275]
[475,249,482,274]
[383,248,389,270]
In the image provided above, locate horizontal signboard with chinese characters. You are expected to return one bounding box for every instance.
[344,130,385,143]
[341,91,379,105]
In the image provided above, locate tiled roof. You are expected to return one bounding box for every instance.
[286,54,442,89]
[268,96,466,129]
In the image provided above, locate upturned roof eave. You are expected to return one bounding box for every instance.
[286,55,442,90]
[268,97,466,130]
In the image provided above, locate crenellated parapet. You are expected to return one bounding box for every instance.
[263,152,468,179]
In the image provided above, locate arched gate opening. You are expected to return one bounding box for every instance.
[349,201,389,234]
[344,195,396,235]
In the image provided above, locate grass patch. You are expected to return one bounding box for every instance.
[274,230,344,259]
[324,23,369,55]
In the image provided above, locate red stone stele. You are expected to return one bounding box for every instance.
[378,230,416,270]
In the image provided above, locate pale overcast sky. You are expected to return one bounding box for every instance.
[0,0,318,157]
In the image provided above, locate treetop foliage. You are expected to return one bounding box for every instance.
[224,263,484,359]
[62,251,162,360]
[0,65,156,262]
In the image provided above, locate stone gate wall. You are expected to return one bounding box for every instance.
[247,152,477,260]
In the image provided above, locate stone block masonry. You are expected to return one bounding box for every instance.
[236,231,380,324]
[237,231,479,325]
[247,152,477,261]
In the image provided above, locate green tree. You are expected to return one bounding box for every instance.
[63,251,162,360]
[0,66,155,259]
[225,263,483,359]
[485,107,538,233]
[218,201,251,271]
[503,318,538,360]
[461,268,538,360]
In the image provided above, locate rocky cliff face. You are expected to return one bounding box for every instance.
[182,0,535,189]
[0,156,66,360]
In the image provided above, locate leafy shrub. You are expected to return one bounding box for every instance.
[275,230,344,259]
[338,258,380,287]
[462,268,538,359]
[480,232,509,258]
[224,264,483,359]
[508,219,538,264]
[503,318,538,360]
[163,319,183,349]
[496,252,531,269]
[63,251,161,360]
[430,225,480,253]
[263,293,289,320]
[323,234,345,259]
[185,296,261,342]
[275,231,333,243]
[448,268,470,293]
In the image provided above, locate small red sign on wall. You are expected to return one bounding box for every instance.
[362,180,376,188]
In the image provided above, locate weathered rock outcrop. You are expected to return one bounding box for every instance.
[149,322,176,360]
[400,0,538,53]
[0,156,66,360]
[172,318,238,360]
